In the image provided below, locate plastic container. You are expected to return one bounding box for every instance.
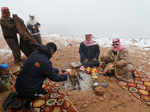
[0,64,9,75]
[0,64,9,69]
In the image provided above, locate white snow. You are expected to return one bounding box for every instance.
[42,34,150,51]
[1,33,150,63]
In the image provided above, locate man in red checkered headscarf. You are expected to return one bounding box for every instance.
[0,7,22,64]
[101,38,135,82]
[0,7,38,64]
[1,7,10,18]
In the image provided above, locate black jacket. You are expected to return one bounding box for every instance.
[79,42,100,63]
[15,45,67,94]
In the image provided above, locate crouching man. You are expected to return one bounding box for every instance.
[79,34,100,67]
[101,38,135,82]
[3,42,77,112]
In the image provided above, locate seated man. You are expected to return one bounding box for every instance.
[101,38,135,82]
[79,34,100,67]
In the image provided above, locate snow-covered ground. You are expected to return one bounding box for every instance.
[1,33,150,63]
[42,34,150,50]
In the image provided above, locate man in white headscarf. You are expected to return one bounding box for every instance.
[27,15,42,44]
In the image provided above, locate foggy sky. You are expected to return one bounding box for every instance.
[0,0,150,36]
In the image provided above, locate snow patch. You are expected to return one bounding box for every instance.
[42,34,150,51]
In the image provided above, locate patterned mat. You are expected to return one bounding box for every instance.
[7,78,78,112]
[81,66,150,105]
[117,70,150,105]
[8,66,150,112]
[30,79,78,112]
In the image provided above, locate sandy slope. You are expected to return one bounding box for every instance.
[50,44,150,112]
[0,37,150,112]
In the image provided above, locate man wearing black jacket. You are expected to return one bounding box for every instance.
[79,34,100,67]
[15,42,67,98]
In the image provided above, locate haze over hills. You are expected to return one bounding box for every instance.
[1,0,150,36]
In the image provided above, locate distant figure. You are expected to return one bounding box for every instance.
[27,15,42,44]
[79,34,100,67]
[0,7,21,64]
[101,38,135,82]
[0,7,38,61]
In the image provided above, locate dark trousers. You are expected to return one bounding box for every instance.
[82,60,100,67]
[5,37,21,62]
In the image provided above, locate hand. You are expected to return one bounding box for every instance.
[62,71,69,75]
[93,58,97,62]
[59,72,69,77]
[84,59,88,63]
[63,72,69,74]
[59,71,62,74]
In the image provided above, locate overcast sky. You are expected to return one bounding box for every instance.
[0,0,150,36]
